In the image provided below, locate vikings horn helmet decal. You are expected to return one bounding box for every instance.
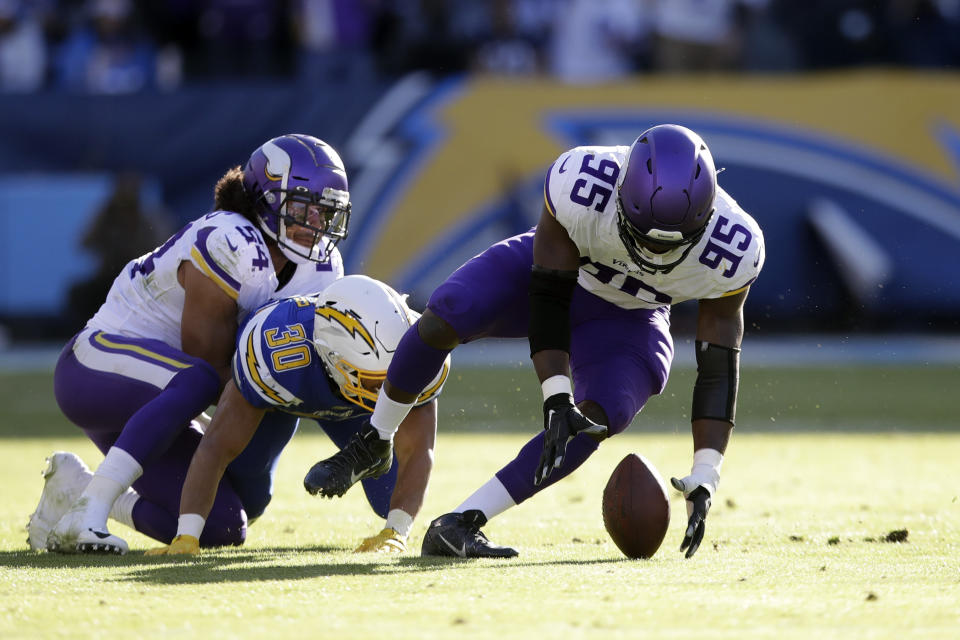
[243,134,351,264]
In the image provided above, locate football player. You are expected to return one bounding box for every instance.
[306,124,764,558]
[145,275,446,555]
[31,134,352,555]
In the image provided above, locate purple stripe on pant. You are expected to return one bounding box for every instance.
[388,230,674,506]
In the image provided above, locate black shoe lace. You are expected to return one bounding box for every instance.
[326,437,364,474]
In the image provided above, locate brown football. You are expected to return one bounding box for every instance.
[602,453,671,559]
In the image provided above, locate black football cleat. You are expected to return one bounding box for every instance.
[421,510,519,559]
[304,422,392,498]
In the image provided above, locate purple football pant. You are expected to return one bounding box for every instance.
[54,328,244,546]
[423,231,673,505]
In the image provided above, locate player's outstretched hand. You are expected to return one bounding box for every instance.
[354,527,407,553]
[145,534,200,556]
[669,479,712,558]
[535,393,608,486]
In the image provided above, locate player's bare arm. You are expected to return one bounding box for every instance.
[530,205,580,383]
[147,380,265,555]
[669,287,749,558]
[179,261,238,387]
[691,287,748,454]
[354,400,437,553]
[389,401,436,519]
[530,205,607,485]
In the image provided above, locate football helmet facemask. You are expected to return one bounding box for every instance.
[312,275,419,411]
[243,134,351,265]
[616,124,717,274]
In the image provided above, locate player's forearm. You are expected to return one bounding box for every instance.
[388,449,432,520]
[531,349,570,383]
[181,337,233,388]
[179,443,229,519]
[691,418,733,454]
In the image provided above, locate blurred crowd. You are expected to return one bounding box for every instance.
[1,0,958,93]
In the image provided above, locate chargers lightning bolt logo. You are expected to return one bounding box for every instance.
[315,306,377,353]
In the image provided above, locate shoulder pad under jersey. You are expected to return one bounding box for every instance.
[697,190,766,298]
[543,145,626,220]
[231,300,303,409]
[189,214,275,313]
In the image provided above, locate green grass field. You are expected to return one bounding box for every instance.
[1,364,958,639]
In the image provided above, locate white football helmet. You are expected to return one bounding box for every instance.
[313,275,420,411]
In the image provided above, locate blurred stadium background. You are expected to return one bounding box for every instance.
[1,0,959,378]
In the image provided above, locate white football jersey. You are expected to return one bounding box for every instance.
[273,243,343,300]
[544,145,764,309]
[88,210,343,349]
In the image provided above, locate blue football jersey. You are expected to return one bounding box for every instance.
[232,296,367,422]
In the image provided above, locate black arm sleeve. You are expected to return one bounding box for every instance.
[528,265,578,356]
[691,340,740,424]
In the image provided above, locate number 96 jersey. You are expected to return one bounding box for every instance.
[544,145,765,309]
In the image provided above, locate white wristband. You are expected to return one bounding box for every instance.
[541,375,573,402]
[177,513,206,539]
[385,509,414,538]
[690,448,724,497]
[693,448,724,471]
[370,387,412,440]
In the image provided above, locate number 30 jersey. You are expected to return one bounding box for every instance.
[88,210,343,349]
[232,297,447,421]
[544,145,765,310]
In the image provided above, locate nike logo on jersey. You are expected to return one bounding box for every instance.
[226,237,238,252]
[558,156,570,173]
[437,533,467,558]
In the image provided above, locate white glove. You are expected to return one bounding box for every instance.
[669,449,723,558]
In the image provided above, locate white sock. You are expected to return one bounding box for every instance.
[79,447,143,530]
[455,477,516,521]
[370,388,414,440]
[108,489,140,530]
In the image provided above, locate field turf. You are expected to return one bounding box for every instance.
[1,364,958,639]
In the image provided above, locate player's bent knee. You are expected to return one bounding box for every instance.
[577,400,610,429]
[417,309,461,350]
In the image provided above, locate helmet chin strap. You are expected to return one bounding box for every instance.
[277,237,319,265]
[275,217,324,264]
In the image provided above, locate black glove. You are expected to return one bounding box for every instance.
[670,482,712,558]
[534,393,608,486]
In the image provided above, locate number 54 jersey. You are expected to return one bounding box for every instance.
[88,210,343,349]
[544,145,765,309]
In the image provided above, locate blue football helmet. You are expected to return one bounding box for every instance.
[243,134,351,264]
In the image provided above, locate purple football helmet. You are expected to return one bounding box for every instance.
[243,134,351,264]
[616,124,717,273]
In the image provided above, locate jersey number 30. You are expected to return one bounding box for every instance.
[264,323,311,372]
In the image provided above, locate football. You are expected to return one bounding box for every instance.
[602,453,671,559]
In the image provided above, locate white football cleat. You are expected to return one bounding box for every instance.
[26,452,93,551]
[46,497,129,556]
[76,527,129,555]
